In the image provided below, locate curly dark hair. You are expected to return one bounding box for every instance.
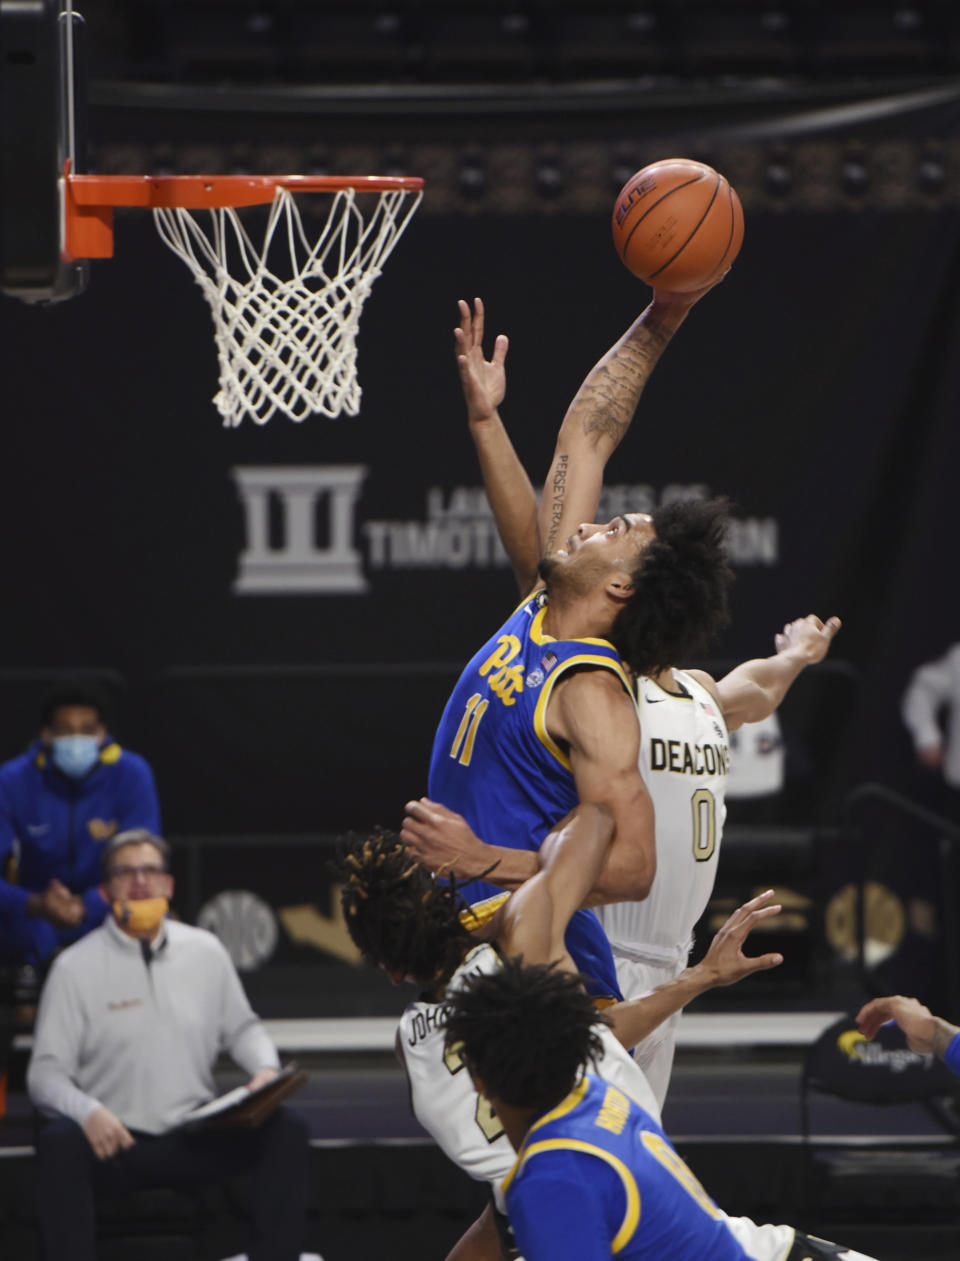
[610,496,733,678]
[444,958,608,1113]
[331,829,477,987]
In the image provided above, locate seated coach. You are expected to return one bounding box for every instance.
[27,828,310,1261]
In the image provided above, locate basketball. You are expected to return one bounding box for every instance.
[612,158,744,292]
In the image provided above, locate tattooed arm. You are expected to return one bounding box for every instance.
[538,288,717,559]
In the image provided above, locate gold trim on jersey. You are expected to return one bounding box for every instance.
[533,654,634,771]
[528,601,625,654]
[529,604,555,645]
[502,1077,590,1194]
[459,892,510,931]
[504,1132,641,1252]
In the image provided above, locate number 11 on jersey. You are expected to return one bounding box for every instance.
[449,693,489,767]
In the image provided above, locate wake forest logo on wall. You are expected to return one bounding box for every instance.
[231,466,779,596]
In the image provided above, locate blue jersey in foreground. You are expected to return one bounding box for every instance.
[429,590,631,1000]
[503,1073,750,1261]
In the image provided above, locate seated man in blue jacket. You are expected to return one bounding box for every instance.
[0,679,161,966]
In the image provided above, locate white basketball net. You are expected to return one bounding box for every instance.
[152,184,422,426]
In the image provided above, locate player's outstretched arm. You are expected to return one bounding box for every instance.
[401,797,539,890]
[690,613,842,733]
[606,891,783,1050]
[856,995,960,1063]
[400,791,619,920]
[454,297,540,595]
[539,287,713,559]
[551,669,656,904]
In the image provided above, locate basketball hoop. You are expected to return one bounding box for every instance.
[62,170,424,426]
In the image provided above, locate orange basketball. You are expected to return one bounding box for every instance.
[612,158,744,292]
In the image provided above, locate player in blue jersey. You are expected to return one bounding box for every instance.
[446,959,876,1261]
[424,292,735,1001]
[408,295,840,1105]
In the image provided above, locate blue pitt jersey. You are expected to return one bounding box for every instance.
[503,1074,749,1261]
[429,590,632,1000]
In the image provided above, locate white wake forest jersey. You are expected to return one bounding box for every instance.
[597,669,730,964]
[397,942,661,1213]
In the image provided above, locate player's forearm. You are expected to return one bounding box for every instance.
[607,964,713,1050]
[581,840,655,906]
[539,297,693,553]
[719,651,810,725]
[538,803,616,920]
[461,841,539,892]
[470,412,541,595]
[558,297,693,455]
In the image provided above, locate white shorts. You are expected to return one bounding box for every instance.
[612,951,686,1112]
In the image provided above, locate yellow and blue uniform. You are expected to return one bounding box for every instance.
[503,1073,749,1261]
[429,590,630,1000]
[0,738,161,964]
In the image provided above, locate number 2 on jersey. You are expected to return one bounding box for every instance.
[449,693,489,767]
[691,787,716,862]
[443,1039,504,1142]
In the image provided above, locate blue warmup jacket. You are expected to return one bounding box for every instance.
[0,738,161,964]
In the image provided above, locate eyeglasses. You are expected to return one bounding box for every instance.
[108,865,167,880]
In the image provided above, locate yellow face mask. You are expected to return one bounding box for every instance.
[112,897,169,937]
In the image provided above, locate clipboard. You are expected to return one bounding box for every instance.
[179,1063,308,1131]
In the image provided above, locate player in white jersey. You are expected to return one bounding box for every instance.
[596,667,730,1104]
[401,298,841,1107]
[598,613,838,1105]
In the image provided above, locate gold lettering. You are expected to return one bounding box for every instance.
[487,663,525,707]
[479,635,521,677]
[595,1085,630,1136]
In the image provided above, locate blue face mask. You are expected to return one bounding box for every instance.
[51,735,101,779]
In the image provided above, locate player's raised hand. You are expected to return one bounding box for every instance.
[401,797,493,880]
[454,297,509,425]
[774,614,841,664]
[698,889,783,986]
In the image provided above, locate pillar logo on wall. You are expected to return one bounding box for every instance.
[233,465,369,595]
[232,465,779,596]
